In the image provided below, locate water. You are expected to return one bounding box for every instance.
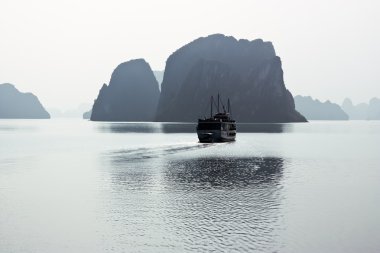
[0,119,379,252]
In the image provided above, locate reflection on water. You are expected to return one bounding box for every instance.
[97,122,163,133]
[238,123,289,133]
[165,157,283,188]
[0,123,37,132]
[161,157,284,252]
[2,120,380,252]
[161,123,197,133]
[96,122,293,133]
[104,144,285,252]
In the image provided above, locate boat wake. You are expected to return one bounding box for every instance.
[108,142,221,162]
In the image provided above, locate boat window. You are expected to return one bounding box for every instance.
[197,123,221,130]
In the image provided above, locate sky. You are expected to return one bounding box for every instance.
[1,0,379,110]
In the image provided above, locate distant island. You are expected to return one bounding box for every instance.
[368,98,380,120]
[90,59,160,121]
[84,34,380,123]
[49,103,91,118]
[0,83,50,119]
[83,110,92,119]
[85,34,306,123]
[83,71,163,120]
[155,34,306,123]
[342,98,380,120]
[294,95,348,120]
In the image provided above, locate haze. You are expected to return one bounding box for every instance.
[1,0,379,110]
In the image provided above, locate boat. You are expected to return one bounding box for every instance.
[196,95,237,143]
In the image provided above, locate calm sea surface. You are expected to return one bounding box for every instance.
[0,119,379,252]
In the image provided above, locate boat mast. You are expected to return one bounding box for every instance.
[228,98,230,114]
[210,96,213,118]
[217,93,220,113]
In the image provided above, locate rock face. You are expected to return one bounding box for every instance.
[155,34,306,123]
[0,83,50,119]
[294,95,348,120]
[90,59,160,121]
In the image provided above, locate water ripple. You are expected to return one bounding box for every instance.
[103,153,285,252]
[108,143,216,162]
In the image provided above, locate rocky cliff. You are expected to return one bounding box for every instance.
[90,59,160,121]
[155,34,306,123]
[294,95,348,120]
[0,83,50,119]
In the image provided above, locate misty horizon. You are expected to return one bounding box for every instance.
[1,2,380,252]
[1,0,379,110]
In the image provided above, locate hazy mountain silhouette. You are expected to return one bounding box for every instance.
[294,95,348,120]
[49,103,91,118]
[83,109,92,119]
[341,98,380,120]
[153,71,164,90]
[341,98,368,120]
[0,83,50,119]
[155,34,306,123]
[90,59,160,121]
[367,98,380,120]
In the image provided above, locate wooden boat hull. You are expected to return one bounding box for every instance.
[197,129,236,143]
